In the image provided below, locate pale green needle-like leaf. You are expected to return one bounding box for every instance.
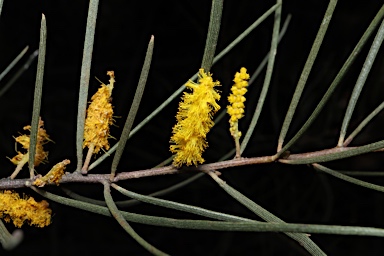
[61,173,205,208]
[29,14,47,178]
[338,17,384,146]
[111,36,154,178]
[337,171,384,177]
[201,0,224,72]
[313,164,384,193]
[248,14,291,86]
[76,0,100,172]
[112,183,258,222]
[0,49,38,98]
[280,140,384,164]
[0,46,28,83]
[344,100,384,146]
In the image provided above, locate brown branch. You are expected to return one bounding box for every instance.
[1,143,381,190]
[0,155,275,189]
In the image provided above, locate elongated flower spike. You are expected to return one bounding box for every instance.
[82,71,115,173]
[9,119,52,179]
[227,67,250,157]
[170,68,221,167]
[0,190,52,228]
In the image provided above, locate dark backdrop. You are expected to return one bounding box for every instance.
[1,1,384,255]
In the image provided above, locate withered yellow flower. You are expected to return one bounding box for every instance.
[34,159,70,187]
[9,119,51,167]
[227,67,250,138]
[170,68,221,167]
[83,71,115,154]
[0,190,51,228]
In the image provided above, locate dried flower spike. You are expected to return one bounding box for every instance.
[83,71,115,154]
[227,67,249,157]
[34,159,70,187]
[9,119,51,179]
[170,68,221,167]
[0,190,52,228]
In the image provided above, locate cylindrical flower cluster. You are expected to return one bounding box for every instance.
[227,67,250,138]
[83,71,115,154]
[0,190,51,228]
[170,69,221,167]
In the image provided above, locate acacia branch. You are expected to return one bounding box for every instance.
[1,141,383,189]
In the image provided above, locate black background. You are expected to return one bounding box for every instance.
[1,0,384,255]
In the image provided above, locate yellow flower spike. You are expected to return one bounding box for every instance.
[9,119,51,179]
[34,159,70,187]
[170,68,221,167]
[0,190,52,228]
[82,71,115,173]
[227,67,250,158]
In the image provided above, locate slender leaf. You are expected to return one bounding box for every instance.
[338,171,384,177]
[277,0,338,151]
[76,0,100,171]
[338,17,384,146]
[29,14,47,178]
[313,164,384,193]
[62,173,204,208]
[0,49,38,98]
[248,14,291,86]
[280,139,384,164]
[201,0,224,72]
[111,36,154,178]
[0,46,28,83]
[213,3,281,62]
[112,183,258,222]
[344,100,384,146]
